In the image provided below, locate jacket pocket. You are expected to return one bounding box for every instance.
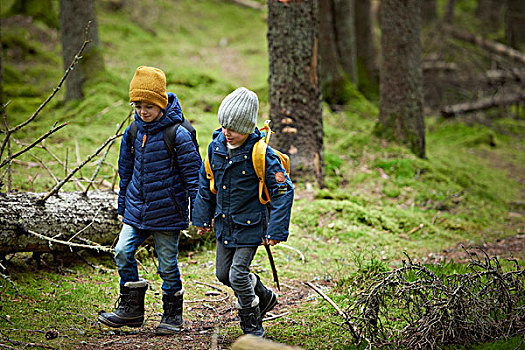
[231,212,263,245]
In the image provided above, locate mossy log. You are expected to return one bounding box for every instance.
[0,191,202,254]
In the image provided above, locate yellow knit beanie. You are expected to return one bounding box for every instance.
[129,66,168,109]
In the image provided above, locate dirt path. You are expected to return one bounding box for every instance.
[82,279,312,350]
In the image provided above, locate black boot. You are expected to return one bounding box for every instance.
[98,279,148,328]
[156,288,184,335]
[250,273,277,317]
[237,296,265,337]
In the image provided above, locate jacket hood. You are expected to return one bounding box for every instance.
[134,92,183,134]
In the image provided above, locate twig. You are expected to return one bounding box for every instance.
[195,281,225,294]
[277,243,306,263]
[0,122,69,169]
[41,133,122,202]
[407,224,424,234]
[263,311,290,322]
[25,229,114,254]
[0,273,20,295]
[67,207,102,242]
[184,295,229,304]
[31,155,59,184]
[39,142,86,191]
[2,106,12,191]
[304,281,347,320]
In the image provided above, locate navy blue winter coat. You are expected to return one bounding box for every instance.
[192,128,294,247]
[118,92,202,231]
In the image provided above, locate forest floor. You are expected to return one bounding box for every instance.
[74,233,525,350]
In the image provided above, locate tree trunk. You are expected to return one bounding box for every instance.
[505,0,525,51]
[268,0,324,187]
[476,0,503,33]
[59,0,104,101]
[0,191,120,254]
[355,0,378,92]
[421,0,437,23]
[0,191,203,254]
[333,0,358,85]
[377,0,425,159]
[443,0,456,25]
[319,0,348,105]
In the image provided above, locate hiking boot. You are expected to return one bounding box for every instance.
[236,296,265,337]
[156,288,184,335]
[98,279,148,328]
[250,273,277,317]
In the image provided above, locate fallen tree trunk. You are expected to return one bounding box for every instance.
[441,91,525,117]
[0,191,121,254]
[444,26,525,66]
[0,190,204,254]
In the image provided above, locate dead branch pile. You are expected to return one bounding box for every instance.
[344,251,525,349]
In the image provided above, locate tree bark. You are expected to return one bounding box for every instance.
[333,0,357,85]
[319,0,348,105]
[355,0,378,92]
[443,0,456,25]
[505,0,525,51]
[268,0,324,187]
[421,0,437,23]
[59,0,104,101]
[377,0,425,159]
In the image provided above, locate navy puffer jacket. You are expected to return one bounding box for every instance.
[192,128,294,247]
[118,93,202,231]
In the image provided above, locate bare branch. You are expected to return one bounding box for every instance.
[0,122,69,169]
[26,229,113,254]
[41,133,122,202]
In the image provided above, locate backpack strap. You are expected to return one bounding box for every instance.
[163,123,182,168]
[252,139,271,205]
[128,121,138,155]
[204,154,217,194]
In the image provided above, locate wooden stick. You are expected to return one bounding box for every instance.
[304,281,347,319]
[26,229,114,254]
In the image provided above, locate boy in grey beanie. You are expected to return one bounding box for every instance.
[192,87,294,337]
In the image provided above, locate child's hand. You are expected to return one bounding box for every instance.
[264,239,280,246]
[196,227,212,235]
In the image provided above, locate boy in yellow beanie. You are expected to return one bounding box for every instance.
[99,66,201,334]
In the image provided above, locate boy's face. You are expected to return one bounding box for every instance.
[222,127,249,147]
[133,102,162,123]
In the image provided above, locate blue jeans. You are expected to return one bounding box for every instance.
[115,223,182,294]
[215,242,257,308]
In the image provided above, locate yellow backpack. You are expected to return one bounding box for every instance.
[204,120,290,205]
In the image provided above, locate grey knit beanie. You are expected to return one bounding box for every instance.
[218,87,259,134]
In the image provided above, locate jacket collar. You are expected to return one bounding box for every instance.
[134,92,184,134]
[212,128,261,155]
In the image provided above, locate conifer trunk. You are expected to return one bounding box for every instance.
[268,0,324,186]
[377,0,425,159]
